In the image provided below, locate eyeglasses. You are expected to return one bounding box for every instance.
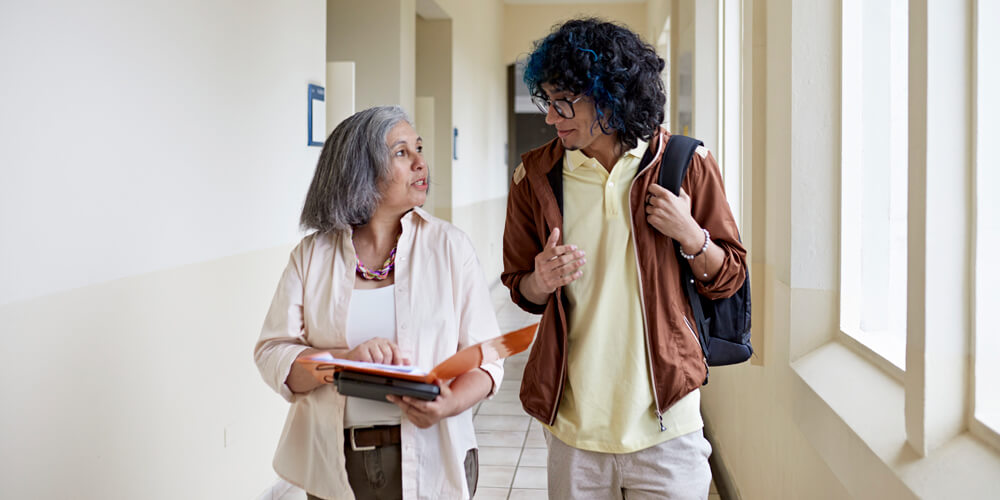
[531,94,585,119]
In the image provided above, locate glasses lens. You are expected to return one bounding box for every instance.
[553,100,574,119]
[531,96,549,114]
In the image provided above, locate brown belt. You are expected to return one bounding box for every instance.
[345,425,402,451]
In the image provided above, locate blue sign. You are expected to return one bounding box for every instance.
[308,84,325,147]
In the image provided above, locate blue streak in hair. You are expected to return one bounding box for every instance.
[578,48,598,60]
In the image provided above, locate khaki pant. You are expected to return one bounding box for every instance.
[545,428,713,500]
[307,446,478,500]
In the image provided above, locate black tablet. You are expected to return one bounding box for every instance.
[334,370,441,402]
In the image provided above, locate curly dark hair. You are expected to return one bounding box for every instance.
[523,18,665,150]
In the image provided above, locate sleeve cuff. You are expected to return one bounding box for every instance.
[273,344,311,403]
[509,274,548,314]
[478,361,505,399]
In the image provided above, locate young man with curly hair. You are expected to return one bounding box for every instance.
[501,19,747,499]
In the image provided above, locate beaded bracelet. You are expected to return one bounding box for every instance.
[679,228,710,260]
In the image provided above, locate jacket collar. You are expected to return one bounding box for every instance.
[520,128,668,177]
[516,128,670,241]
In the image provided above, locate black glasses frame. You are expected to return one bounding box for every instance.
[531,94,585,119]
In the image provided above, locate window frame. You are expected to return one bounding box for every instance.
[837,0,909,380]
[970,0,1000,452]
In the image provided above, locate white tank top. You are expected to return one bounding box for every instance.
[343,284,402,428]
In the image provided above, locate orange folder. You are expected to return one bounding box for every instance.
[296,323,538,386]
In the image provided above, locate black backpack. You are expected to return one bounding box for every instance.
[658,135,753,369]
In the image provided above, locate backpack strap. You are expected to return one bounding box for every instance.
[657,135,712,379]
[657,135,702,195]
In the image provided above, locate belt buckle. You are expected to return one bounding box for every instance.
[349,426,376,452]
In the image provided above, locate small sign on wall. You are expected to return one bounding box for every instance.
[308,84,325,147]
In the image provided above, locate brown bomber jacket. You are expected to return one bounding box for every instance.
[501,127,747,427]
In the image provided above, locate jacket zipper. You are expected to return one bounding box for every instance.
[547,289,568,426]
[628,162,665,432]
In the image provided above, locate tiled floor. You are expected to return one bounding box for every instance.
[469,284,547,499]
[272,282,720,499]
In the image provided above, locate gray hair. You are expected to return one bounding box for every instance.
[300,106,411,233]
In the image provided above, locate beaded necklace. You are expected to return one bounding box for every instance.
[354,236,399,281]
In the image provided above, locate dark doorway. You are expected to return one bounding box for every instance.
[507,63,554,183]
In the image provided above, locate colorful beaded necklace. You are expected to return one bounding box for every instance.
[354,237,399,281]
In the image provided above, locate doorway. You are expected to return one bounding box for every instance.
[506,63,554,183]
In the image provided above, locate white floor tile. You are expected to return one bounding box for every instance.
[517,447,548,467]
[512,466,548,489]
[479,446,523,466]
[476,429,528,447]
[474,487,510,500]
[524,428,547,448]
[490,388,522,403]
[475,414,531,431]
[478,465,517,488]
[478,401,529,416]
[508,489,549,500]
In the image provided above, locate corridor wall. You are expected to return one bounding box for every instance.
[0,1,326,497]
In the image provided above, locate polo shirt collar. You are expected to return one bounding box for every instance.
[564,139,649,172]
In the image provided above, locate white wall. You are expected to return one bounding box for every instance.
[0,0,324,306]
[0,0,325,497]
[0,245,296,498]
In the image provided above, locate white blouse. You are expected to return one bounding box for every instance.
[343,284,402,428]
[254,208,503,500]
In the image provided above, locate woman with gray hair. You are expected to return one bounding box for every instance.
[255,106,503,500]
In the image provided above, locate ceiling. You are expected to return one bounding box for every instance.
[505,0,643,4]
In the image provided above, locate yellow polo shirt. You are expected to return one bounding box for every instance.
[547,141,702,453]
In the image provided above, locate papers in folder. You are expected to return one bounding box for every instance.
[295,323,538,385]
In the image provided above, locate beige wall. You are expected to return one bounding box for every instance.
[0,3,325,496]
[416,17,454,221]
[325,0,509,278]
[427,0,508,280]
[327,0,416,114]
[696,0,860,497]
[645,0,672,46]
[503,2,647,64]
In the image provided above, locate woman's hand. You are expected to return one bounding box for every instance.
[344,338,409,365]
[386,369,493,429]
[386,380,460,429]
[645,185,704,253]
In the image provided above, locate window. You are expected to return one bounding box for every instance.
[657,17,671,131]
[718,0,743,228]
[839,0,908,374]
[973,0,1000,444]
